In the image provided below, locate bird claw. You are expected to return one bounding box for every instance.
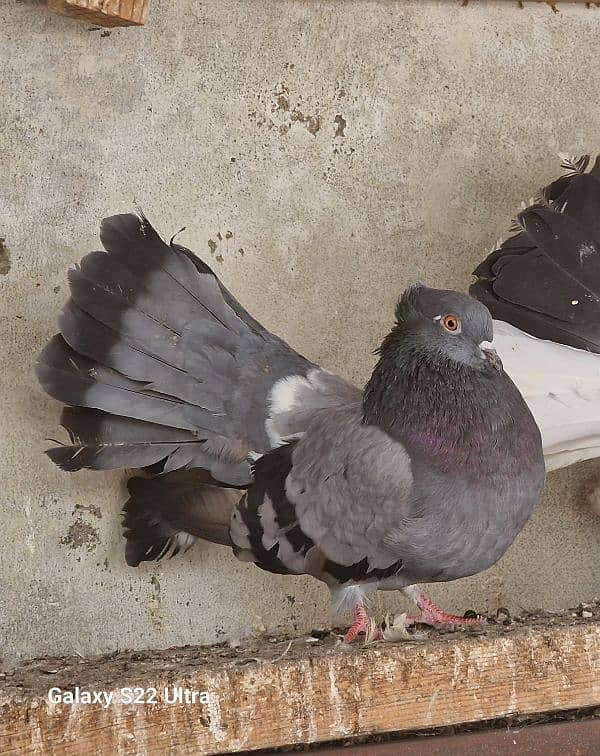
[400,586,488,631]
[405,601,486,631]
[343,602,382,643]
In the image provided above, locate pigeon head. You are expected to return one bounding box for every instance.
[363,283,511,457]
[392,283,498,370]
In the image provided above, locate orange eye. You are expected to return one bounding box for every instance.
[442,314,461,333]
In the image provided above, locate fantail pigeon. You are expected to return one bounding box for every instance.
[36,213,545,641]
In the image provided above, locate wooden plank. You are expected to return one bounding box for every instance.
[48,1,149,27]
[1,615,599,755]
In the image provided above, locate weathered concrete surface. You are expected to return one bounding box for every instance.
[1,0,599,665]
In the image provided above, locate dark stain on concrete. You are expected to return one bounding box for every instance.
[208,239,217,254]
[250,84,321,137]
[334,114,346,138]
[60,518,100,552]
[275,93,290,112]
[290,110,320,136]
[0,238,10,275]
[306,115,321,136]
[75,502,102,519]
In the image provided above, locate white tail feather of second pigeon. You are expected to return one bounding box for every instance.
[492,320,600,471]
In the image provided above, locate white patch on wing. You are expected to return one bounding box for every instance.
[265,373,313,447]
[265,368,360,449]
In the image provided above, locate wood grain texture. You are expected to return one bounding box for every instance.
[48,0,149,27]
[1,617,599,755]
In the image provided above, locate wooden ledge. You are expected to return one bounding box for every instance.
[1,611,599,754]
[48,1,149,27]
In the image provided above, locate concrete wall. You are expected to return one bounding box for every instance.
[1,0,600,666]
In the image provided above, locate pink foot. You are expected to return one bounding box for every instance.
[404,589,486,631]
[343,602,383,643]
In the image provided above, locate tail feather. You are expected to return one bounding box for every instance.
[58,297,228,412]
[122,472,241,567]
[492,320,600,471]
[36,337,253,483]
[100,214,242,332]
[47,406,221,473]
[36,335,223,434]
[472,153,600,353]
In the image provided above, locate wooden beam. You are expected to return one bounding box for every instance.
[1,615,599,754]
[47,1,149,27]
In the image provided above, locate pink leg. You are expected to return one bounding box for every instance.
[403,586,486,631]
[343,602,383,643]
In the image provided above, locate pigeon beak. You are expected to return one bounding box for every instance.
[479,341,503,371]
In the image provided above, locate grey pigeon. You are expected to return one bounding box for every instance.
[36,214,545,641]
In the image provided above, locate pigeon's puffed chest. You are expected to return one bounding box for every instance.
[382,376,545,583]
[362,345,545,585]
[392,453,545,583]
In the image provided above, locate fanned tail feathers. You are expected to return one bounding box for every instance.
[35,213,263,484]
[471,154,600,353]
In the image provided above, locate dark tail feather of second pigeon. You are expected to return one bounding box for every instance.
[471,154,600,353]
[122,471,243,567]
